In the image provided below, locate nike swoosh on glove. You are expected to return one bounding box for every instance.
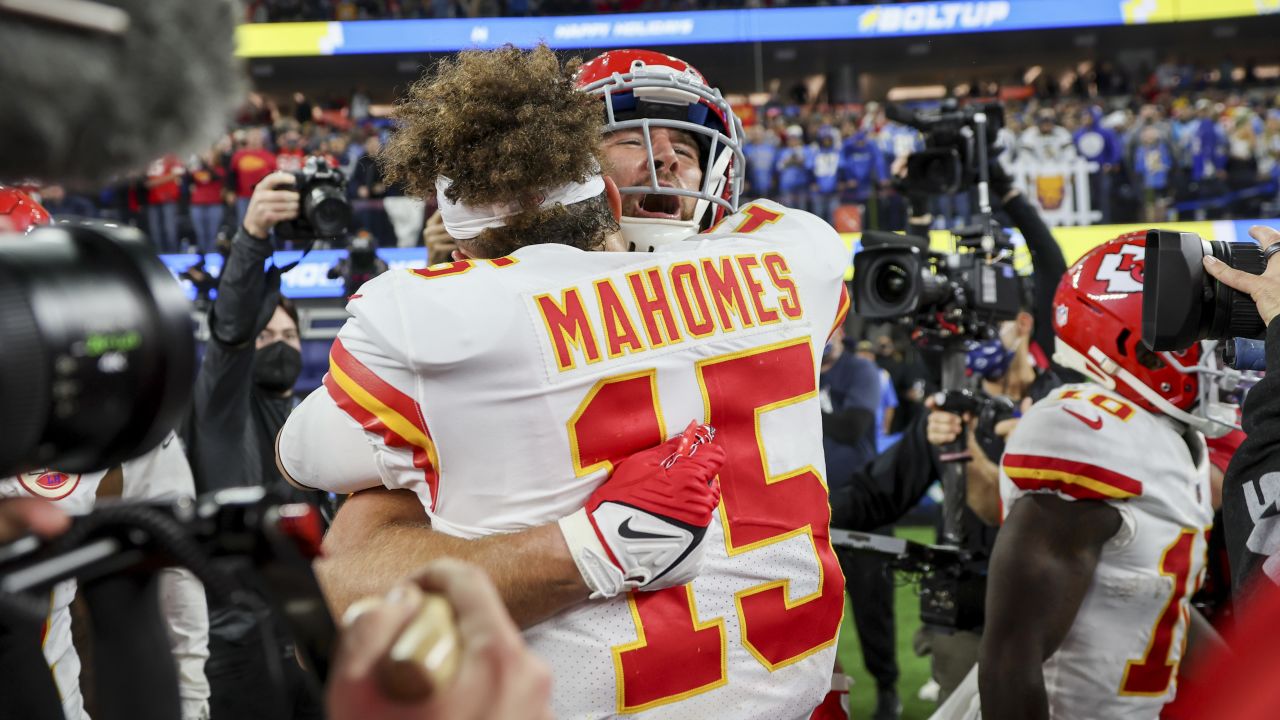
[558,421,725,599]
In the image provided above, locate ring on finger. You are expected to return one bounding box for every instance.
[1265,243,1280,264]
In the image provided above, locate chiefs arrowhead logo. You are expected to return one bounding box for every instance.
[16,470,81,500]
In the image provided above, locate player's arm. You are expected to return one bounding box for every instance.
[979,494,1121,720]
[318,427,725,628]
[317,488,585,628]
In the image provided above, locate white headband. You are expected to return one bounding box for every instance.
[435,174,606,241]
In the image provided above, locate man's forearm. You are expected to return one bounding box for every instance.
[317,506,588,628]
[979,651,1049,720]
[965,452,1002,526]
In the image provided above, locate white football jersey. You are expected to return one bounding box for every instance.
[999,384,1214,720]
[281,200,850,718]
[0,433,208,720]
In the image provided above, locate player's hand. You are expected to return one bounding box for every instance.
[328,559,552,720]
[1204,225,1280,326]
[424,211,458,265]
[558,422,725,599]
[243,171,300,239]
[0,498,70,544]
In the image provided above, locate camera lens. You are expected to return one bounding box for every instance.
[1144,230,1266,351]
[874,262,912,306]
[0,223,194,476]
[1210,241,1267,341]
[306,187,352,239]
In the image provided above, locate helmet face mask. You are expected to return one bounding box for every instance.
[577,50,745,252]
[1052,232,1243,437]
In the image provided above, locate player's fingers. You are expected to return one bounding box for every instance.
[1204,255,1260,295]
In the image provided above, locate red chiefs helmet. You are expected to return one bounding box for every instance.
[1053,231,1240,436]
[0,186,52,234]
[575,49,744,251]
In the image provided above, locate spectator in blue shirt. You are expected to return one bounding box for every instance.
[1134,126,1174,221]
[774,125,812,212]
[840,120,887,204]
[856,341,900,453]
[810,127,843,224]
[742,124,779,202]
[1073,106,1123,223]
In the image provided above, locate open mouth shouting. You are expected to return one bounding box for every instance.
[629,191,684,220]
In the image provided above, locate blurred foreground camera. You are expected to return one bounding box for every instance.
[275,156,352,242]
[0,222,194,476]
[1142,229,1266,351]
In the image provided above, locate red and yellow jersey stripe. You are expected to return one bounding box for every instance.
[827,284,850,342]
[1002,453,1143,501]
[324,338,441,509]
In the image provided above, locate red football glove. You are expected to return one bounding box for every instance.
[558,421,725,599]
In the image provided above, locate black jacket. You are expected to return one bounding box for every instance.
[830,414,940,531]
[187,228,304,501]
[1223,320,1280,599]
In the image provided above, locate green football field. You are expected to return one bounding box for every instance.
[836,525,938,720]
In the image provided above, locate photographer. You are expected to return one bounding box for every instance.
[187,171,321,720]
[1200,225,1280,598]
[327,233,389,298]
[920,157,1068,701]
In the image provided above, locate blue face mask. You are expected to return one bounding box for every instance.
[966,340,1015,381]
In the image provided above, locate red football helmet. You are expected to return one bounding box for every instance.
[0,186,52,234]
[575,49,744,251]
[1053,231,1240,436]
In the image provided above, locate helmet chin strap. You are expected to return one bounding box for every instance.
[1054,340,1237,438]
[620,217,698,252]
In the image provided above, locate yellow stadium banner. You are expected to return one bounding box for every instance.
[1172,0,1280,22]
[235,22,338,58]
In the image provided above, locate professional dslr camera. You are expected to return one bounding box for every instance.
[887,99,1005,196]
[274,156,352,242]
[1143,229,1267,370]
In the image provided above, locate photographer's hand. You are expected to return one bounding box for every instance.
[243,171,300,239]
[0,498,69,543]
[1204,225,1280,327]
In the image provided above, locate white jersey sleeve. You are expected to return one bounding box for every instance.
[1000,385,1147,515]
[279,270,448,513]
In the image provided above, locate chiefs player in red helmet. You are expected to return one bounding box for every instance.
[574,49,746,251]
[0,186,52,234]
[932,232,1229,720]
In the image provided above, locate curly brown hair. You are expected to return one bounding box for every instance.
[380,44,602,210]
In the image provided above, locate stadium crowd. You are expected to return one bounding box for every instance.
[28,65,1280,259]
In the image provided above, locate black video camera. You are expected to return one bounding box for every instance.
[887,99,1004,196]
[1142,229,1267,351]
[275,156,352,242]
[830,529,986,631]
[853,229,1022,347]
